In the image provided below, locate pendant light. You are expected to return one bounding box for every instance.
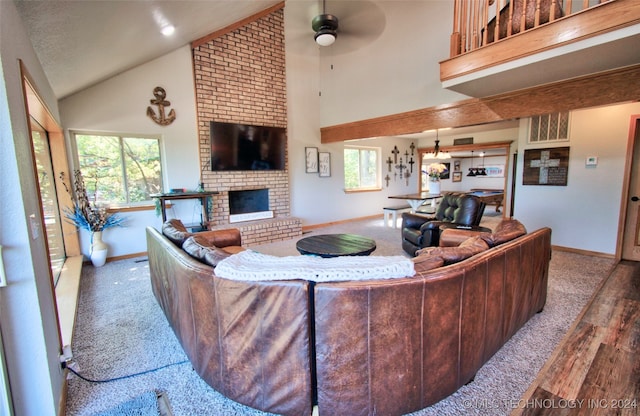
[424,130,451,160]
[477,152,487,176]
[467,150,477,176]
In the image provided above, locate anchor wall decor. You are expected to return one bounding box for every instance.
[147,86,176,126]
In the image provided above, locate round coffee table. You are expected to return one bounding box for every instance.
[296,234,376,258]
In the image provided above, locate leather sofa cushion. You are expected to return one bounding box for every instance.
[438,226,492,247]
[183,235,236,267]
[193,228,242,248]
[162,219,192,247]
[412,254,445,273]
[415,236,489,265]
[482,219,527,247]
[222,245,245,255]
[162,219,243,249]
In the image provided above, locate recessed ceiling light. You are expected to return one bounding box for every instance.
[161,25,175,36]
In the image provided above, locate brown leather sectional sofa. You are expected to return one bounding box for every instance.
[146,219,551,416]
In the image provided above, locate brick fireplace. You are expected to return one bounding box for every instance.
[192,5,301,245]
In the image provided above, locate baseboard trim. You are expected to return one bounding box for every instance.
[83,251,148,265]
[551,245,615,259]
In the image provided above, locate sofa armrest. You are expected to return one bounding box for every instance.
[419,220,447,232]
[196,228,242,248]
[401,212,436,229]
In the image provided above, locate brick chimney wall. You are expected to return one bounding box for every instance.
[193,7,292,234]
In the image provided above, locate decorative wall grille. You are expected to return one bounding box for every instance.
[529,112,570,143]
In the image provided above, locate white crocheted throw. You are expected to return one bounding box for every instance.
[214,250,415,282]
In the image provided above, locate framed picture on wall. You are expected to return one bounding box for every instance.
[484,165,505,178]
[454,160,461,172]
[523,147,569,185]
[318,152,331,177]
[305,147,318,173]
[452,172,462,182]
[440,162,451,179]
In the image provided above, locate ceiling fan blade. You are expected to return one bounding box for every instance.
[286,0,386,56]
[321,0,386,55]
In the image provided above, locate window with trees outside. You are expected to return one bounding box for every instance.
[72,132,163,206]
[344,145,381,191]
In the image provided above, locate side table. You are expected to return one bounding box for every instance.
[151,191,219,229]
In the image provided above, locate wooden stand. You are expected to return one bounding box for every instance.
[151,191,218,229]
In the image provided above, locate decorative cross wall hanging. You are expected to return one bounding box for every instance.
[523,147,570,186]
[147,86,176,126]
[391,146,400,163]
[387,142,415,186]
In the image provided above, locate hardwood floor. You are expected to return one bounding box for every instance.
[512,261,640,415]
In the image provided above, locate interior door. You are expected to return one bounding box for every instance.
[622,116,640,260]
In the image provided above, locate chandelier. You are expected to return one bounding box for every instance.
[424,130,450,160]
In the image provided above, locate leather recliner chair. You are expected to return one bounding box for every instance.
[401,192,486,256]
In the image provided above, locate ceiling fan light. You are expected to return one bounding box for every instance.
[312,13,338,46]
[315,31,336,46]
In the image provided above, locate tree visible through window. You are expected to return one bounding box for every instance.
[344,146,381,191]
[73,133,163,205]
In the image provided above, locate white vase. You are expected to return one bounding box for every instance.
[90,231,108,267]
[429,178,441,194]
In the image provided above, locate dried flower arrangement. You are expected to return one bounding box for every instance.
[64,170,127,232]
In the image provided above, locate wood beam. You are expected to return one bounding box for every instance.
[321,64,640,143]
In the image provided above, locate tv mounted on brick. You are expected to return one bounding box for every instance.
[210,121,286,171]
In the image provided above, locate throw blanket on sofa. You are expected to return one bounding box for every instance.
[214,250,415,282]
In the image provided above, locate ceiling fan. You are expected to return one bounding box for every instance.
[312,1,339,46]
[286,0,385,55]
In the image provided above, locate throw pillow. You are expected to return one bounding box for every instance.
[183,235,232,267]
[482,219,527,247]
[162,219,192,247]
[417,236,489,265]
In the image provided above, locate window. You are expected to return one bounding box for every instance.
[72,132,163,205]
[529,112,570,143]
[344,146,381,191]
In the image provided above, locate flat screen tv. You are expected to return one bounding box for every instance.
[210,121,286,171]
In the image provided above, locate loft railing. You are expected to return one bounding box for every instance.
[450,0,611,57]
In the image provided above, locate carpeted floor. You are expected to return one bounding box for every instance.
[65,215,615,416]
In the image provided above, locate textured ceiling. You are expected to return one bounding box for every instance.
[15,0,282,99]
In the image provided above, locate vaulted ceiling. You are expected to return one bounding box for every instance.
[15,0,281,99]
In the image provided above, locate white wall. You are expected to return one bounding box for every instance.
[286,2,415,225]
[318,0,467,127]
[59,45,200,258]
[514,102,640,255]
[0,0,65,414]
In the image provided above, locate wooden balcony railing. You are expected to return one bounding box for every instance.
[450,0,610,57]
